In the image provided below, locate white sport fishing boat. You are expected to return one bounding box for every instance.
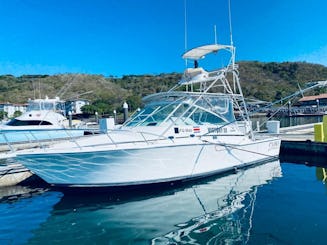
[0,97,84,145]
[15,43,281,188]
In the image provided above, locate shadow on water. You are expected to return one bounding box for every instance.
[280,152,327,168]
[0,160,282,244]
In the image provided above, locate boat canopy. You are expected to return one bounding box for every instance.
[182,44,233,60]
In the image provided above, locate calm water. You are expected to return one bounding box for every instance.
[1,160,327,244]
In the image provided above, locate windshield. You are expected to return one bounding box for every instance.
[126,95,235,127]
[27,101,65,112]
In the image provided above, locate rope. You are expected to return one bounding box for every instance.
[203,140,278,158]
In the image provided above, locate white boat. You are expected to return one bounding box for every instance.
[15,43,281,188]
[0,97,84,145]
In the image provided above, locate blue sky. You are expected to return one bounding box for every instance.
[0,0,327,77]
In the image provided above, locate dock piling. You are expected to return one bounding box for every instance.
[314,123,324,142]
[323,115,327,142]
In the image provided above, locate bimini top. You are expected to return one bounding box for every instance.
[182,44,233,60]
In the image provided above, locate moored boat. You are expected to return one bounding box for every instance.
[0,97,85,145]
[14,43,281,188]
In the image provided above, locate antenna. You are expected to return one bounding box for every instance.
[184,0,188,66]
[228,0,233,46]
[214,25,217,44]
[39,79,41,99]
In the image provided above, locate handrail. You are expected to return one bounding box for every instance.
[0,128,87,152]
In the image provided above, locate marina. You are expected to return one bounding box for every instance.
[1,0,327,243]
[0,71,325,241]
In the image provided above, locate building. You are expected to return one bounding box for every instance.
[296,93,327,107]
[65,99,90,115]
[0,102,28,118]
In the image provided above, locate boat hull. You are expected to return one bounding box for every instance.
[16,137,280,187]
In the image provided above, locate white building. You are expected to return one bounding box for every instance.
[0,102,27,118]
[65,99,89,115]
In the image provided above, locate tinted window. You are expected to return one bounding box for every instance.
[7,119,53,126]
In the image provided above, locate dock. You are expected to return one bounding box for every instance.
[255,123,315,141]
[277,123,314,141]
[260,123,327,165]
[278,123,326,156]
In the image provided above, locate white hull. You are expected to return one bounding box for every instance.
[16,137,280,187]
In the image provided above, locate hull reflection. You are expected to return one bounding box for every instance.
[152,160,281,244]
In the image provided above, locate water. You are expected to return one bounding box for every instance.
[1,160,327,244]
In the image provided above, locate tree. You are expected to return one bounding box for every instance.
[81,104,98,115]
[274,91,283,101]
[13,111,22,118]
[126,95,142,111]
[0,111,7,120]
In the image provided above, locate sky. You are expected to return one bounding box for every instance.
[0,0,327,77]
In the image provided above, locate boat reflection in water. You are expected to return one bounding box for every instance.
[16,160,281,244]
[151,160,281,244]
[316,167,327,183]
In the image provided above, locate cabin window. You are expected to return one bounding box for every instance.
[194,97,235,123]
[7,119,53,126]
[125,105,161,126]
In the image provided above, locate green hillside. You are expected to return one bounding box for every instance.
[238,61,327,102]
[1,61,327,115]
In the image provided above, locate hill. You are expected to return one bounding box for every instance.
[238,61,327,102]
[1,61,327,114]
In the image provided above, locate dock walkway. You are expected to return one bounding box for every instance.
[275,123,314,141]
[269,123,327,163]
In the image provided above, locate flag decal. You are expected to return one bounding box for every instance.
[193,126,200,133]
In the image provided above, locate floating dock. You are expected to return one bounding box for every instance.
[260,122,327,165]
[281,140,327,156]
